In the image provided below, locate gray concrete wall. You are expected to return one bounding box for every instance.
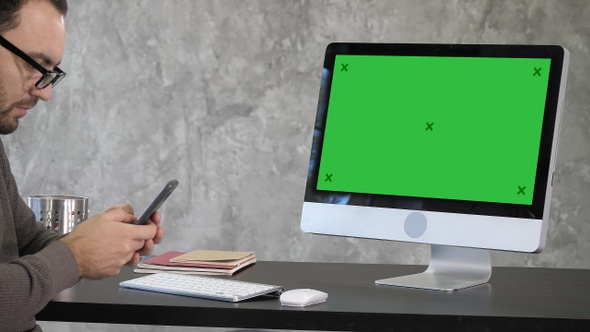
[4,1,588,331]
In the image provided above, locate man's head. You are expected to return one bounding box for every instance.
[0,0,68,135]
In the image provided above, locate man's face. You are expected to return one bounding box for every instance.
[0,0,66,135]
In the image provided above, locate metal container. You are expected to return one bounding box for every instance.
[28,195,89,234]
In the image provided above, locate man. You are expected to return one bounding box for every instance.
[0,1,164,331]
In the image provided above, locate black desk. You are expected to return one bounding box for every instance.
[37,261,590,331]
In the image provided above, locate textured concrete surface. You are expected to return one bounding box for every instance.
[3,0,588,331]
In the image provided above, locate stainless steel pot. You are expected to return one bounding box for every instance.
[28,195,89,234]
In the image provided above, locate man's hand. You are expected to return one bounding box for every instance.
[128,210,164,266]
[60,204,163,279]
[103,204,165,264]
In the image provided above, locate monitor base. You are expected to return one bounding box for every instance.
[375,245,491,292]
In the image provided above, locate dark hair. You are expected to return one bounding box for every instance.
[0,0,68,34]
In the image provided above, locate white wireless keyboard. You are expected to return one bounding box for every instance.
[120,272,284,302]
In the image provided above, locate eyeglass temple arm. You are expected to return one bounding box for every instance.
[0,36,49,74]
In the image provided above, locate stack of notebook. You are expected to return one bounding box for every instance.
[135,250,256,275]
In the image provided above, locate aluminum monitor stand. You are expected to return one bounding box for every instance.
[376,245,492,292]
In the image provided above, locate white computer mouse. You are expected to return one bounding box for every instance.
[279,288,328,307]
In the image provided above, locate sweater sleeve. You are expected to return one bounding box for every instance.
[0,139,80,331]
[0,241,80,330]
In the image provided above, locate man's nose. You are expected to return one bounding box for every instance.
[29,84,53,101]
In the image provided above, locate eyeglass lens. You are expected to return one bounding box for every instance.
[36,71,65,89]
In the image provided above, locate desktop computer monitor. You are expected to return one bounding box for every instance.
[301,43,569,291]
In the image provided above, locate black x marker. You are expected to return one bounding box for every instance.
[425,122,434,131]
[341,63,349,72]
[517,186,526,195]
[325,173,333,182]
[533,67,542,76]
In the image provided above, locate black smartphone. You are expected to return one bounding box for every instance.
[135,180,179,225]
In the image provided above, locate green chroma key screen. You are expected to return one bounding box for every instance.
[317,54,551,205]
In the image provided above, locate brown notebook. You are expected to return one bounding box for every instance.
[135,250,256,275]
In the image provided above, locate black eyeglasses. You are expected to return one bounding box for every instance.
[0,35,66,90]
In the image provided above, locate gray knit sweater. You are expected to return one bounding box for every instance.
[0,139,80,332]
